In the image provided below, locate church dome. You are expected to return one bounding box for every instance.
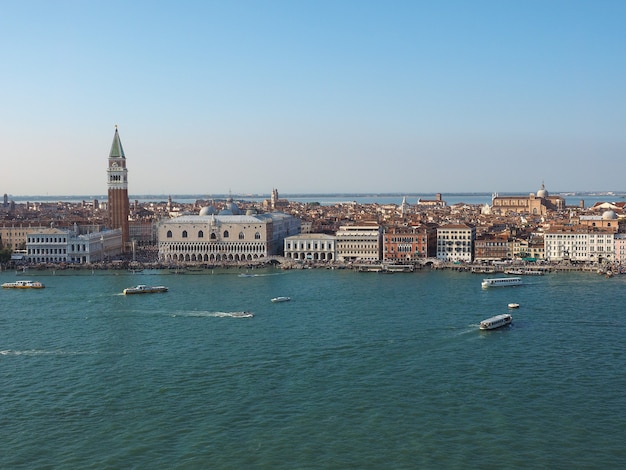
[199,205,216,216]
[536,183,548,198]
[222,201,241,215]
[602,210,618,220]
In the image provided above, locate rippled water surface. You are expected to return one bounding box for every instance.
[1,268,625,468]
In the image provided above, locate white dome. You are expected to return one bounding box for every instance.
[536,183,548,198]
[199,206,216,216]
[602,210,617,220]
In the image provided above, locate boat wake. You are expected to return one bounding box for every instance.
[0,349,87,356]
[172,311,254,318]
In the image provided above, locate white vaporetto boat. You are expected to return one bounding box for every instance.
[271,296,291,303]
[2,280,45,289]
[479,313,513,330]
[481,277,522,288]
[123,285,168,295]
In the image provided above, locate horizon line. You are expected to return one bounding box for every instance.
[4,190,625,200]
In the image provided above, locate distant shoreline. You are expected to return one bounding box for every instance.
[5,191,625,203]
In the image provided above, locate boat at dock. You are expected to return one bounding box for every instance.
[123,285,168,295]
[2,280,45,289]
[479,313,513,330]
[481,277,522,288]
[505,269,544,276]
[471,267,496,274]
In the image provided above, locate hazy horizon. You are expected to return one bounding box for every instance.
[5,189,625,202]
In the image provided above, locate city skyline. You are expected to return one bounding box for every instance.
[3,1,625,196]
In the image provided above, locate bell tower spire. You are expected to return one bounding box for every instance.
[106,125,130,252]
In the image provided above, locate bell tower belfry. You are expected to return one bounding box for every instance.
[106,126,130,252]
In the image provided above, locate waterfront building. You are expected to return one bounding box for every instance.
[335,224,382,262]
[614,233,626,263]
[157,202,300,264]
[491,183,565,216]
[382,224,437,263]
[436,223,475,262]
[474,232,511,261]
[284,233,336,262]
[106,126,130,251]
[544,227,616,263]
[510,233,545,260]
[26,227,122,264]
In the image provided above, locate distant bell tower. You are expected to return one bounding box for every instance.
[106,125,130,252]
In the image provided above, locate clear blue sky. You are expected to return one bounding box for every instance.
[2,0,625,196]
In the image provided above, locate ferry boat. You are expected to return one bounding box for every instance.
[479,313,513,330]
[2,280,45,289]
[123,284,168,295]
[481,277,522,288]
[271,296,291,303]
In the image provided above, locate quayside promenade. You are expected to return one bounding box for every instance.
[3,257,622,277]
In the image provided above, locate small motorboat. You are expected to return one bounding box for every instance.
[508,303,520,309]
[271,296,291,303]
[123,285,168,295]
[230,311,254,318]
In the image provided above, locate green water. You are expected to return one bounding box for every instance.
[1,268,624,468]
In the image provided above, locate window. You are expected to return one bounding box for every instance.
[210,233,217,240]
[239,232,245,240]
[255,232,261,240]
[198,230,204,238]
[182,230,188,238]
[223,230,229,238]
[167,230,173,238]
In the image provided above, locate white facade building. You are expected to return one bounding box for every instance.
[26,228,123,264]
[335,225,381,262]
[436,223,476,262]
[284,233,336,261]
[544,229,616,263]
[157,205,301,264]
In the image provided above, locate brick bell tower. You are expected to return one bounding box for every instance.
[106,125,130,252]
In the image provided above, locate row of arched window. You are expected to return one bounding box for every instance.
[166,230,261,240]
[160,242,267,254]
[163,253,264,262]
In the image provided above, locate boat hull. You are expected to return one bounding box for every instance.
[2,280,45,289]
[480,314,512,330]
[481,277,522,288]
[123,285,168,295]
